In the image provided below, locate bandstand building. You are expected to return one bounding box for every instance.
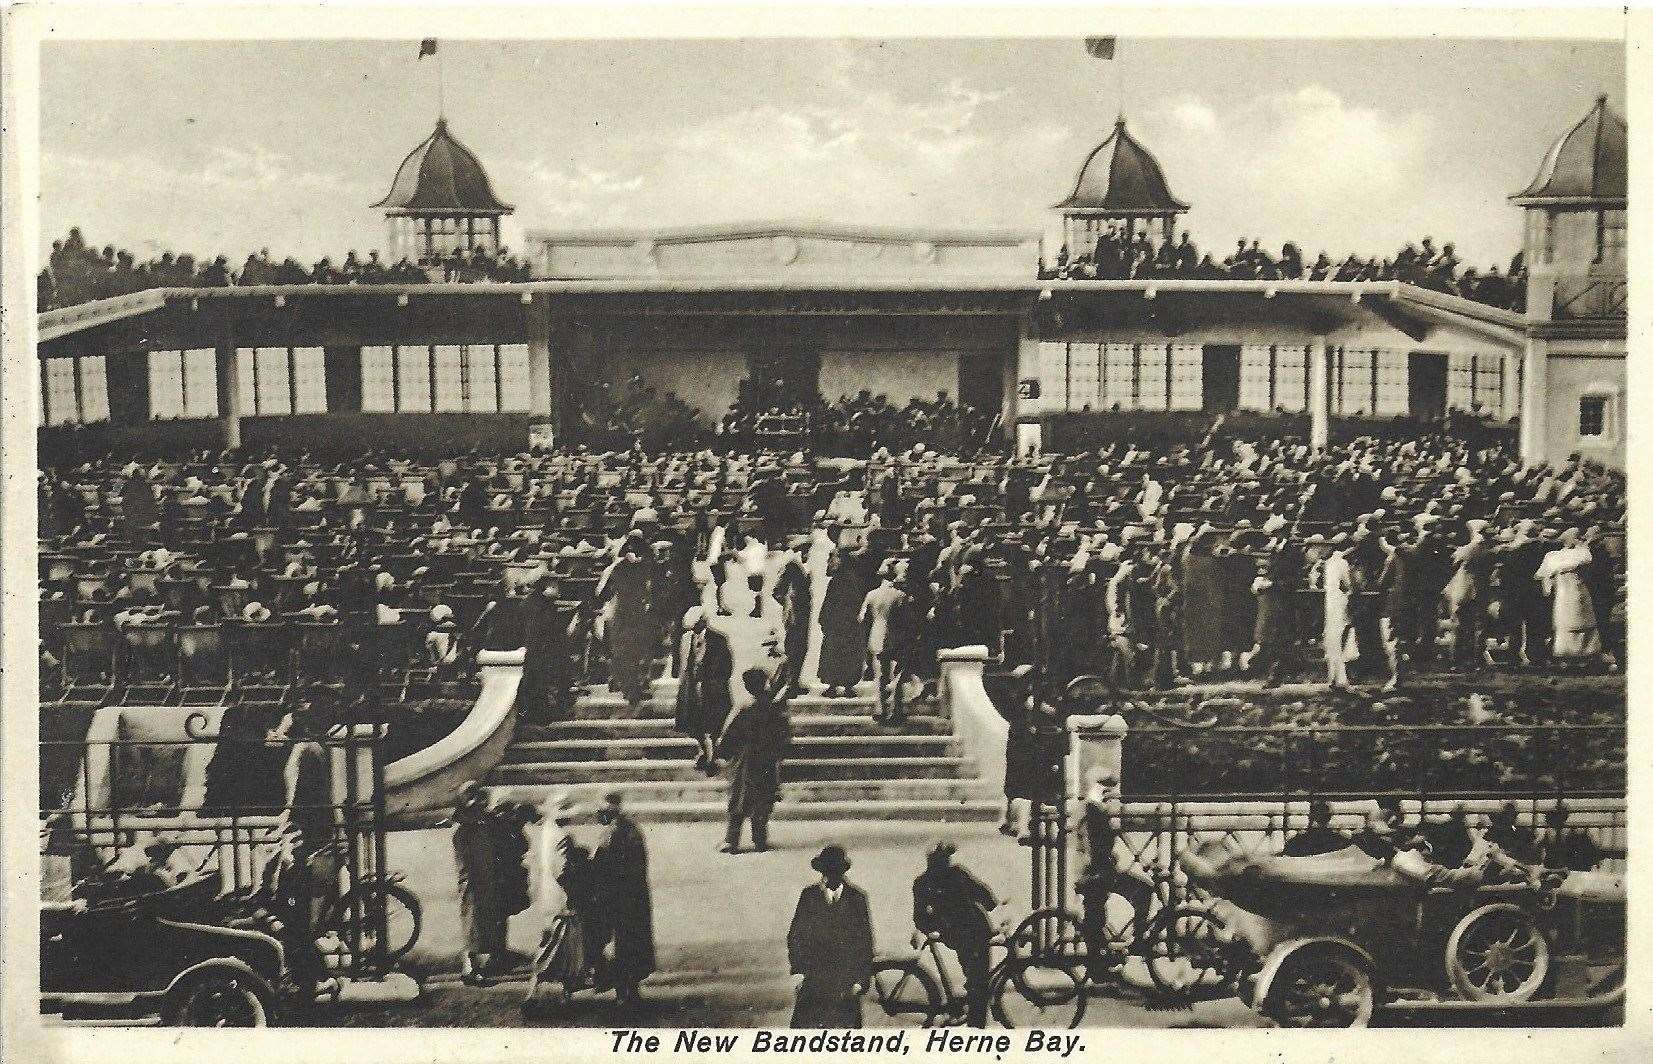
[37,99,1625,470]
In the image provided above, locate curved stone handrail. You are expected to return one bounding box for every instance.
[382,648,524,825]
[938,646,1003,798]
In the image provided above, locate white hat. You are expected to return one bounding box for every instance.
[241,601,271,623]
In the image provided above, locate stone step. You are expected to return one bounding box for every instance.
[482,784,1000,823]
[503,734,959,763]
[568,692,915,721]
[491,755,976,785]
[519,713,952,740]
[488,776,990,805]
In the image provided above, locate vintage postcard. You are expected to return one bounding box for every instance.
[1,4,1644,1062]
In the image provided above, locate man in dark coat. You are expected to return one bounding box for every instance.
[717,668,791,853]
[912,842,1000,1026]
[676,609,733,773]
[593,792,656,1005]
[1281,799,1352,856]
[518,580,576,721]
[1503,528,1552,667]
[787,844,875,1028]
[1378,532,1428,690]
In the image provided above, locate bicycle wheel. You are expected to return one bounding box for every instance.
[1009,907,1087,963]
[1145,905,1230,996]
[327,881,423,967]
[990,958,1086,1029]
[869,959,944,1026]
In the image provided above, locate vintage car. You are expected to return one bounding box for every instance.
[1175,841,1625,1027]
[41,876,308,1026]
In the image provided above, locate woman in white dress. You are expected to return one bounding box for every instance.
[1537,531,1602,661]
[1321,548,1356,689]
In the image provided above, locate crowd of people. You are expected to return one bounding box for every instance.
[717,387,999,456]
[1040,227,1528,311]
[35,413,1625,1026]
[40,428,1623,724]
[37,228,535,310]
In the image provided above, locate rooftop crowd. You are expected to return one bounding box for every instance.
[37,227,535,311]
[1040,227,1528,311]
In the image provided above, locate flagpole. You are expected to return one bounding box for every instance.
[438,50,445,120]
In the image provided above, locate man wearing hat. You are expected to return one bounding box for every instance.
[912,841,1001,1026]
[787,844,875,1028]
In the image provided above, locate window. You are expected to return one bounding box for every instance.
[148,350,186,420]
[396,346,433,412]
[292,348,327,413]
[466,345,499,412]
[497,343,532,412]
[44,358,79,425]
[78,356,110,422]
[1579,394,1611,440]
[182,350,218,417]
[433,345,466,412]
[362,346,395,411]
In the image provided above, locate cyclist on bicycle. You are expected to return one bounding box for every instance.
[1076,767,1156,979]
[912,841,1002,1027]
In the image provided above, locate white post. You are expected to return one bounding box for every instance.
[1308,336,1330,450]
[937,646,1005,798]
[1501,347,1523,423]
[1066,713,1126,802]
[1519,336,1549,466]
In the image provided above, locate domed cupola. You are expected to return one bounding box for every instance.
[374,118,514,266]
[1055,117,1189,255]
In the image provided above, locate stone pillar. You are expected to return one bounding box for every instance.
[214,344,242,449]
[1519,336,1549,466]
[1500,347,1522,423]
[1012,317,1040,436]
[1308,336,1330,450]
[526,296,553,418]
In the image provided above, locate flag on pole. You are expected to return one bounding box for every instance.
[1084,37,1116,60]
[418,38,438,60]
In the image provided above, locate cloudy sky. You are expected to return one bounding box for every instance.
[41,36,1622,269]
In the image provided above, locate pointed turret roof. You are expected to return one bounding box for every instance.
[1511,95,1626,208]
[373,118,513,216]
[1055,118,1189,215]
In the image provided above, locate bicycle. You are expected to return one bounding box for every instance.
[1010,867,1242,1000]
[868,922,1086,1028]
[318,871,423,971]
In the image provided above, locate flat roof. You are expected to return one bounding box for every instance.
[37,278,1526,349]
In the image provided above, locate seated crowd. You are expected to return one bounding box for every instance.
[38,419,1624,740]
[717,386,999,456]
[37,227,535,311]
[1039,227,1527,311]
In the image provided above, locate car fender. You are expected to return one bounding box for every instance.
[163,957,280,1013]
[156,915,287,975]
[1251,936,1377,1007]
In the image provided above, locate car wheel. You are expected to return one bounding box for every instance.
[1445,902,1552,1003]
[1265,947,1374,1028]
[166,971,271,1027]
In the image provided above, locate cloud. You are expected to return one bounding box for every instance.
[1149,87,1470,260]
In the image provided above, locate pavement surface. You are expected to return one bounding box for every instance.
[311,819,1259,1028]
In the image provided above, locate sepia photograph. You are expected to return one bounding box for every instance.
[3,6,1637,1051]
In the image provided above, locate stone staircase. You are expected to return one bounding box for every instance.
[488,680,998,822]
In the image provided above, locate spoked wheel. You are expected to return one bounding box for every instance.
[1009,907,1087,964]
[1264,948,1374,1028]
[991,958,1087,1029]
[868,959,944,1026]
[166,971,271,1027]
[1146,906,1233,997]
[326,881,423,968]
[1445,902,1552,1003]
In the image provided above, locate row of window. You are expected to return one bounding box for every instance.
[136,344,537,421]
[1029,343,1512,418]
[41,356,111,425]
[360,344,533,413]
